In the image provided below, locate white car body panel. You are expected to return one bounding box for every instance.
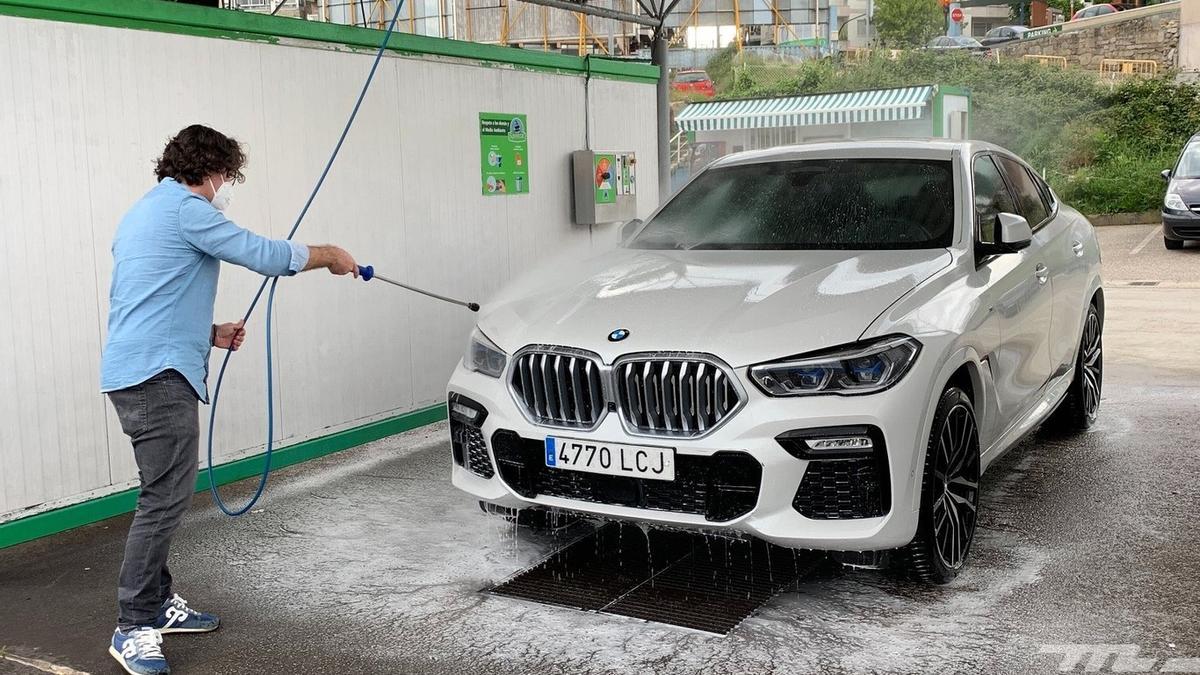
[448,139,1103,552]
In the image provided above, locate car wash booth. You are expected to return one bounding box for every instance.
[673,84,971,182]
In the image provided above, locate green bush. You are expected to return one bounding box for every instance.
[709,51,1199,214]
[1056,146,1177,214]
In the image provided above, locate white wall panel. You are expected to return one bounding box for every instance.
[0,13,657,518]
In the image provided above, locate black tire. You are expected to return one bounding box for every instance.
[898,387,980,585]
[1049,302,1103,432]
[1165,236,1183,250]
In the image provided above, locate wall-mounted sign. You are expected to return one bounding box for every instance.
[479,112,529,196]
[1022,25,1062,40]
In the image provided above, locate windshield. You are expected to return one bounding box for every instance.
[1175,143,1200,179]
[630,158,956,251]
[676,72,709,82]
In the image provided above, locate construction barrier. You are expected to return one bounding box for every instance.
[1023,54,1069,69]
[1100,58,1159,78]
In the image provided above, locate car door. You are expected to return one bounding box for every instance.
[994,155,1085,378]
[973,153,1055,433]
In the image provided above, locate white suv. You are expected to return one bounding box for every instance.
[447,140,1103,583]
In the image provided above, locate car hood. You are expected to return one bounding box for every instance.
[478,247,953,367]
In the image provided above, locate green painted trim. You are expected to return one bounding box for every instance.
[0,0,659,83]
[0,403,447,550]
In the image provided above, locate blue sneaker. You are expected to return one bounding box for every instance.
[153,594,220,634]
[109,627,169,675]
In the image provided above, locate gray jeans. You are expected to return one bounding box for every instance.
[107,369,199,628]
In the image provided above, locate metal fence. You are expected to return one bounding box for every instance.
[1022,54,1069,69]
[1100,58,1159,78]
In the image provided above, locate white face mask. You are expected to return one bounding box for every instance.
[208,177,234,212]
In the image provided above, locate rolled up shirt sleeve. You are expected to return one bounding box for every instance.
[288,241,310,275]
[178,198,298,277]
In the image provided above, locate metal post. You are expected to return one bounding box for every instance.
[502,0,510,44]
[652,29,670,200]
[948,1,961,37]
[732,0,741,51]
[608,0,615,55]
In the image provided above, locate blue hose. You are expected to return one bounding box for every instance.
[206,0,407,516]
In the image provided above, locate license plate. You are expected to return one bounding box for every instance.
[544,436,675,481]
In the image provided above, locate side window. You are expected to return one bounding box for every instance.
[973,155,1017,245]
[1029,168,1056,214]
[996,156,1050,226]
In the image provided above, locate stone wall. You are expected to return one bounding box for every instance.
[997,6,1180,73]
[1181,0,1199,79]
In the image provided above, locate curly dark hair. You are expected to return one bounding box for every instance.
[154,124,247,186]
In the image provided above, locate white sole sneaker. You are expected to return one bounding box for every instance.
[157,624,219,634]
[108,645,168,675]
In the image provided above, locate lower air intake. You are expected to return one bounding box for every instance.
[491,430,761,522]
[792,457,888,520]
[451,420,494,479]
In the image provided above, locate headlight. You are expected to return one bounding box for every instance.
[465,329,506,378]
[1165,193,1188,211]
[749,336,921,397]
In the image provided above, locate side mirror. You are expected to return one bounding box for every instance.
[996,212,1032,252]
[620,218,644,243]
[1162,169,1173,182]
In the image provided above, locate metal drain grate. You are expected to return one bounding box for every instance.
[486,522,816,634]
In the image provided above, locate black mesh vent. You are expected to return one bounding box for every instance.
[792,457,888,520]
[491,430,761,522]
[451,419,494,478]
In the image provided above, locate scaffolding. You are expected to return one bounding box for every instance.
[224,0,834,56]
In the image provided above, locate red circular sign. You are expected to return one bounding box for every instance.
[950,7,964,22]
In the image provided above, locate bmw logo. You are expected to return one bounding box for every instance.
[608,328,630,342]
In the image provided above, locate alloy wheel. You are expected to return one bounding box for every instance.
[1080,310,1103,420]
[931,403,980,571]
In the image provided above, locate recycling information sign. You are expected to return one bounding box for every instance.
[479,113,529,196]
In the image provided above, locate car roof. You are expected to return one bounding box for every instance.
[710,139,1012,167]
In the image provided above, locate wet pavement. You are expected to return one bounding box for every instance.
[3,225,1200,674]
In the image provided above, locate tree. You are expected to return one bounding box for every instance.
[1007,0,1074,23]
[872,0,946,48]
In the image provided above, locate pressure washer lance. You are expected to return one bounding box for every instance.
[357,265,479,312]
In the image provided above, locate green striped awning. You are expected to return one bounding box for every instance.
[676,86,935,132]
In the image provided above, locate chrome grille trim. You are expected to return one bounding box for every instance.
[614,353,744,439]
[509,346,607,430]
[508,347,744,438]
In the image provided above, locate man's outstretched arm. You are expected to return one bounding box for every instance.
[303,245,358,276]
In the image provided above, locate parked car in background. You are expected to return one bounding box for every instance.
[980,25,1029,47]
[1071,3,1118,20]
[671,69,715,98]
[1161,133,1200,250]
[449,140,1104,585]
[925,36,989,55]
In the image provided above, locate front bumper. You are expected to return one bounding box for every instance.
[447,357,939,551]
[1162,210,1200,241]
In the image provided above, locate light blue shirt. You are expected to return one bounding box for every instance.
[100,178,308,402]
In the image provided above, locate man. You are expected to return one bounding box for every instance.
[100,124,358,675]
